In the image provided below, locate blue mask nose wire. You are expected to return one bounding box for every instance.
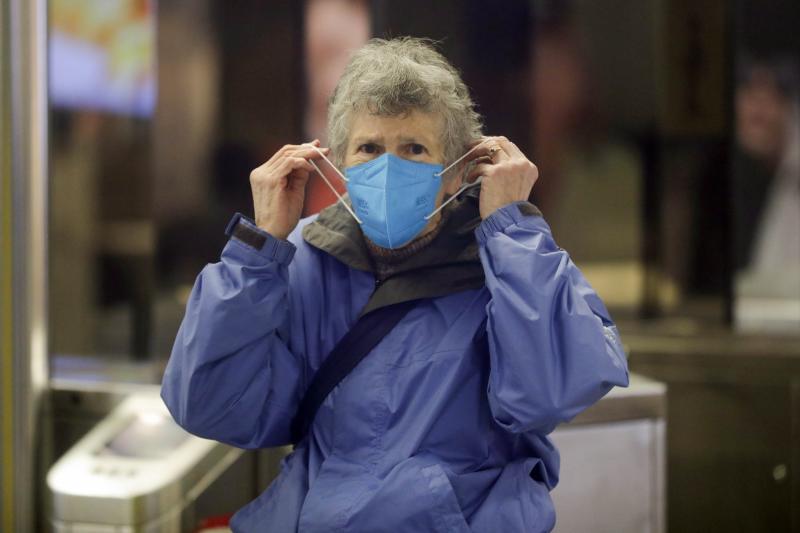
[304,144,363,224]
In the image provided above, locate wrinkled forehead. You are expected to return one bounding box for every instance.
[347,109,444,148]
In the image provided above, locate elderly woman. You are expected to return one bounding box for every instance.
[162,37,628,532]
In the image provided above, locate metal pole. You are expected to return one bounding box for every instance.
[1,0,49,530]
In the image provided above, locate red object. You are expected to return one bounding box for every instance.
[194,513,232,531]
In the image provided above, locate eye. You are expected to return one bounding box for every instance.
[409,143,426,155]
[358,143,379,154]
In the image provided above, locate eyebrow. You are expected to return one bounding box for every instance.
[350,135,433,146]
[397,136,430,146]
[351,135,384,146]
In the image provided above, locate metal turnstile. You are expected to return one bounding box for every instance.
[47,392,242,532]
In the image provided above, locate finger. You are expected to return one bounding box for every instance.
[495,136,525,159]
[482,144,509,163]
[461,147,491,165]
[286,168,311,190]
[458,137,491,156]
[264,146,323,177]
[275,143,306,156]
[259,143,306,171]
[298,140,328,151]
[253,141,321,179]
[286,145,331,161]
[461,142,502,165]
[493,147,511,162]
[470,136,509,162]
[275,156,315,180]
[465,162,494,183]
[274,140,324,160]
[481,136,511,159]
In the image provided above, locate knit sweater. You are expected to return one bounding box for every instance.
[364,215,446,283]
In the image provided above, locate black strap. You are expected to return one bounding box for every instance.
[290,299,418,444]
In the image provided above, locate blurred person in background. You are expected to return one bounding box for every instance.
[161,37,628,532]
[529,7,643,309]
[302,0,370,214]
[733,55,800,315]
[734,56,800,274]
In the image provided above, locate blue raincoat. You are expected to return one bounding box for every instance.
[161,191,629,532]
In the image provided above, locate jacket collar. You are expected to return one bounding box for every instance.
[302,187,485,315]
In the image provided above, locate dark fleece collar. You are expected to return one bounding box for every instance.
[302,186,486,316]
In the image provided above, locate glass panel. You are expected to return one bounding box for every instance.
[49,0,158,364]
[48,0,305,376]
[50,0,798,381]
[731,0,800,333]
[529,1,648,313]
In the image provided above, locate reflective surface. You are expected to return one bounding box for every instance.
[2,0,49,531]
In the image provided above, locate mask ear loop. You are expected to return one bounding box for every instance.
[424,139,491,220]
[303,144,363,224]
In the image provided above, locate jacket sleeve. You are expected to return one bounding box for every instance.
[161,214,304,449]
[475,201,629,436]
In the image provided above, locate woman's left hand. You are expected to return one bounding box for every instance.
[465,136,539,220]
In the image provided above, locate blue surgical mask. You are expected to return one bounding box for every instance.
[304,140,490,249]
[345,153,442,248]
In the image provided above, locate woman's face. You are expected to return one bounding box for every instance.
[736,68,791,162]
[343,110,463,209]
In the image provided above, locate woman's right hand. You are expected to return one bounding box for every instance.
[249,140,330,240]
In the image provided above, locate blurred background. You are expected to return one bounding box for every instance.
[2,0,799,531]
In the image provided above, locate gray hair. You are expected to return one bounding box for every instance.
[327,37,483,174]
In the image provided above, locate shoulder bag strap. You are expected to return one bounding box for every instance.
[290,299,418,444]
